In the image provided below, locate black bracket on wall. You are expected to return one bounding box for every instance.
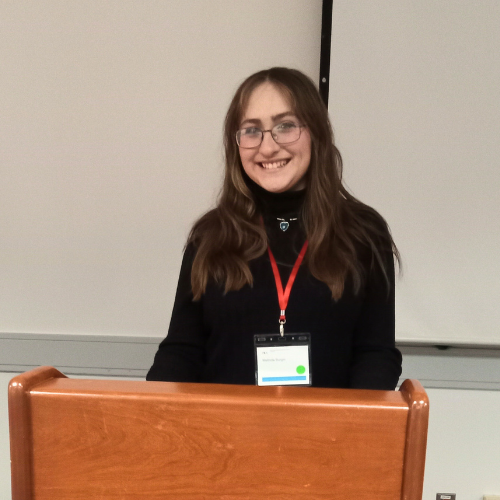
[319,0,333,106]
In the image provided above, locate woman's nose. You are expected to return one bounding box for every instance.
[259,130,281,155]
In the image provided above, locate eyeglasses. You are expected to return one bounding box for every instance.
[236,121,305,149]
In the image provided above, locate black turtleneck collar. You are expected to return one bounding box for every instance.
[243,171,306,217]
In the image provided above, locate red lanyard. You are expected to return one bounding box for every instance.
[267,240,308,336]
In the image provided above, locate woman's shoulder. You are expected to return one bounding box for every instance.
[345,198,392,245]
[187,208,222,246]
[342,197,398,280]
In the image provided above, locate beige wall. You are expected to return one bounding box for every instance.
[329,1,500,346]
[0,0,321,337]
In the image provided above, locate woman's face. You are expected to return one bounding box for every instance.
[238,82,311,193]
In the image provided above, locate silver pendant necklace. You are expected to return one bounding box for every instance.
[276,217,298,232]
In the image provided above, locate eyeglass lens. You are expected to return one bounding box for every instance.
[237,122,301,148]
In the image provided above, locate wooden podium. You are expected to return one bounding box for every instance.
[9,366,428,499]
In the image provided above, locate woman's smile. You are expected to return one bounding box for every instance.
[260,159,290,169]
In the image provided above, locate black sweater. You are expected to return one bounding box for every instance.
[147,184,402,390]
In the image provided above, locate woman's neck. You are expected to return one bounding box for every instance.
[244,173,306,217]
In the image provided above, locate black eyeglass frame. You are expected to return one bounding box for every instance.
[235,124,306,149]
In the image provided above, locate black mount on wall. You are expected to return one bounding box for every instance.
[319,0,333,106]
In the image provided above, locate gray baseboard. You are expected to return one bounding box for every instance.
[398,343,500,390]
[0,333,160,378]
[2,333,500,390]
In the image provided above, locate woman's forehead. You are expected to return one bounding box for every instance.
[240,82,295,122]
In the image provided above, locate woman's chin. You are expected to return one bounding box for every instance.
[252,174,306,194]
[261,181,305,193]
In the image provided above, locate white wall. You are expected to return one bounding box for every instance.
[2,371,500,499]
[424,388,500,499]
[0,374,10,500]
[329,0,500,346]
[0,0,321,338]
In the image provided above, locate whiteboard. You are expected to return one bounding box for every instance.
[0,1,322,337]
[329,1,500,345]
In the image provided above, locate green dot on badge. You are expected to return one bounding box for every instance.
[296,365,306,375]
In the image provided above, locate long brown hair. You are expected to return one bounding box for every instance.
[188,67,399,300]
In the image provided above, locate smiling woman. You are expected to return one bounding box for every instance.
[147,67,402,390]
[237,83,311,193]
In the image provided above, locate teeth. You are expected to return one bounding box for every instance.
[261,160,288,169]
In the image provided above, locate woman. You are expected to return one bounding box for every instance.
[147,67,402,390]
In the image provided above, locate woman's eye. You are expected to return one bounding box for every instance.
[242,127,261,136]
[276,122,298,132]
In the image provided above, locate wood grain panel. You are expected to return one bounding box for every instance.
[9,368,428,500]
[400,379,430,500]
[8,366,67,500]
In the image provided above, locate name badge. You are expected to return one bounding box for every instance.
[254,333,311,386]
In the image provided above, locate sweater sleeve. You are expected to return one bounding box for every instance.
[146,245,207,382]
[349,247,403,390]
